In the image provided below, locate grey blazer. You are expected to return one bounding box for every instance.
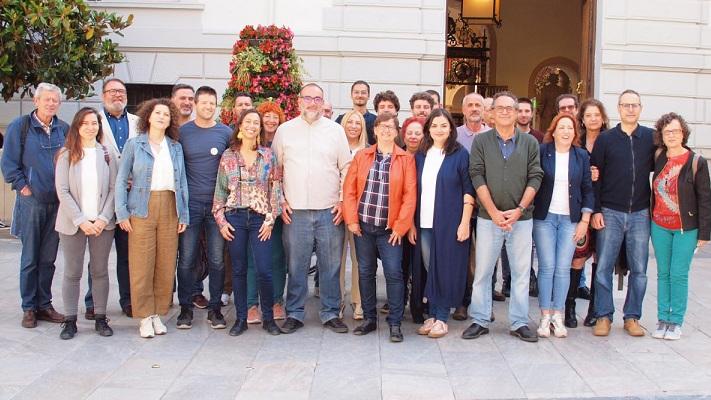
[55,143,118,235]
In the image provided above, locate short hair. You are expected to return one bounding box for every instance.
[654,112,691,150]
[618,89,641,103]
[462,92,484,106]
[34,82,61,99]
[409,92,435,109]
[420,108,461,155]
[374,113,400,130]
[492,91,518,108]
[425,89,441,103]
[401,116,426,141]
[136,98,180,141]
[256,101,286,124]
[300,83,324,96]
[351,80,370,94]
[171,83,194,98]
[517,97,533,107]
[233,91,253,100]
[195,86,217,102]
[577,98,610,139]
[103,78,126,89]
[556,93,579,109]
[543,113,581,147]
[340,110,368,149]
[374,90,400,112]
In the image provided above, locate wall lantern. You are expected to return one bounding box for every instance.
[461,0,502,27]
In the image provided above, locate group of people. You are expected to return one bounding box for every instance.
[1,78,708,343]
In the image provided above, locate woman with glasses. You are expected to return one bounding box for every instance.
[115,98,189,338]
[343,113,416,342]
[650,112,710,340]
[55,107,117,339]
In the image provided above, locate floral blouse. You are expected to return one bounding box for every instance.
[212,146,283,228]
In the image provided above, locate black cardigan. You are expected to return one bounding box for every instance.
[651,150,711,240]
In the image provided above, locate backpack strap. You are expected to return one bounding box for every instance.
[19,114,31,167]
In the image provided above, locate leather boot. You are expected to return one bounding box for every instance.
[584,263,598,327]
[565,268,582,328]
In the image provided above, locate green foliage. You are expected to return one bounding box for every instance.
[0,0,133,101]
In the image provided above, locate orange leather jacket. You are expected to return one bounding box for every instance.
[343,145,417,236]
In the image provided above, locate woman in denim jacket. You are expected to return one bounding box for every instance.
[115,98,189,338]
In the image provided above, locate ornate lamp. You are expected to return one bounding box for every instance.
[461,0,502,27]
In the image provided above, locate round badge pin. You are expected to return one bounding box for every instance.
[210,147,218,156]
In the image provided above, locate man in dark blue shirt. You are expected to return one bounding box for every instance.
[176,86,232,330]
[335,80,376,144]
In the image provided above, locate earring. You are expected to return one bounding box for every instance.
[237,130,245,139]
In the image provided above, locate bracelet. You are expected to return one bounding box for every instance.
[581,219,590,224]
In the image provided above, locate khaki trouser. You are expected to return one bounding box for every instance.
[129,191,179,319]
[340,231,361,307]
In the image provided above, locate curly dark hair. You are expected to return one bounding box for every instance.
[409,91,435,109]
[654,112,691,150]
[231,108,264,151]
[420,108,461,155]
[374,90,400,112]
[136,98,180,141]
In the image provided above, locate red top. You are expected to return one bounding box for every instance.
[653,151,691,230]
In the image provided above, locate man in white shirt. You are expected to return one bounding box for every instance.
[272,83,352,334]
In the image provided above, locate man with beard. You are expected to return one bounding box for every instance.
[409,92,434,119]
[232,92,253,121]
[426,89,442,109]
[516,98,544,143]
[335,80,376,144]
[171,84,195,126]
[273,83,352,334]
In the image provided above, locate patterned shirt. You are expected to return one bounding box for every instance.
[212,146,283,228]
[357,151,391,227]
[653,151,690,230]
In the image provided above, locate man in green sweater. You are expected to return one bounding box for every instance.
[462,91,543,343]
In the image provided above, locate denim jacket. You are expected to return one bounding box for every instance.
[115,134,189,224]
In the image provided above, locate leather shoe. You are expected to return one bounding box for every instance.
[280,317,304,334]
[21,310,37,328]
[122,305,133,318]
[452,306,468,321]
[324,318,349,333]
[36,306,64,323]
[583,313,597,327]
[510,326,538,342]
[262,319,281,336]
[461,323,489,339]
[389,325,403,342]
[229,319,248,336]
[576,286,592,300]
[85,307,95,321]
[353,320,377,336]
[492,291,506,302]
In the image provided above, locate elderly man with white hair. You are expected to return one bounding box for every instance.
[1,82,69,329]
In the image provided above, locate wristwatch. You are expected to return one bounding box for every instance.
[517,204,526,213]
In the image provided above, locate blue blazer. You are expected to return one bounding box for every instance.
[533,143,594,223]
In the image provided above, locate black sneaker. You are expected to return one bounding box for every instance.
[60,318,78,340]
[262,319,281,336]
[389,325,404,342]
[324,318,348,333]
[176,307,193,329]
[353,320,377,336]
[229,319,248,336]
[280,317,304,334]
[94,315,114,337]
[207,308,226,329]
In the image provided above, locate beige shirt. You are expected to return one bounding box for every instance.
[272,116,352,210]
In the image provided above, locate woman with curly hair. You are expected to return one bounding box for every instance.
[115,98,189,338]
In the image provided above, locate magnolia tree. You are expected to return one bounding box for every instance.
[220,25,303,124]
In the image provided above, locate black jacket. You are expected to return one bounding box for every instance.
[590,123,655,213]
[651,150,711,240]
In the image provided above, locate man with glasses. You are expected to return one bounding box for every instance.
[463,91,543,343]
[272,83,352,334]
[556,94,579,117]
[590,89,654,337]
[335,80,376,144]
[2,82,69,328]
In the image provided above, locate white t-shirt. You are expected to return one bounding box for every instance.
[150,138,175,192]
[548,151,570,215]
[81,147,99,220]
[419,147,446,229]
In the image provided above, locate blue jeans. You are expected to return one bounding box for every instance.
[284,209,344,323]
[85,227,131,309]
[16,196,60,311]
[246,219,287,306]
[226,209,274,321]
[177,200,225,309]
[420,228,451,323]
[533,213,577,311]
[594,207,650,321]
[470,217,533,330]
[354,222,404,326]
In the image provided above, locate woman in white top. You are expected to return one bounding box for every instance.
[531,113,594,338]
[55,107,118,340]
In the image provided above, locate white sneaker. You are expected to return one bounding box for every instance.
[664,324,682,340]
[152,315,167,335]
[139,316,155,338]
[221,293,230,306]
[551,313,568,338]
[537,314,552,338]
[652,322,668,339]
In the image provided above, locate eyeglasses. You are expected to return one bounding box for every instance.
[300,96,324,105]
[559,105,576,112]
[104,89,127,96]
[619,103,641,110]
[662,129,683,136]
[377,125,396,132]
[494,106,515,114]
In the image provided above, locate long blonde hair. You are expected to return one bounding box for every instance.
[340,109,367,150]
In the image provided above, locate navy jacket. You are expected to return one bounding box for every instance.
[533,143,594,223]
[1,112,68,203]
[590,123,654,213]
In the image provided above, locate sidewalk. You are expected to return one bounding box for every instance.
[1,228,711,400]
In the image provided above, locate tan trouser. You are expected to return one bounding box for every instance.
[340,231,361,306]
[129,191,179,319]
